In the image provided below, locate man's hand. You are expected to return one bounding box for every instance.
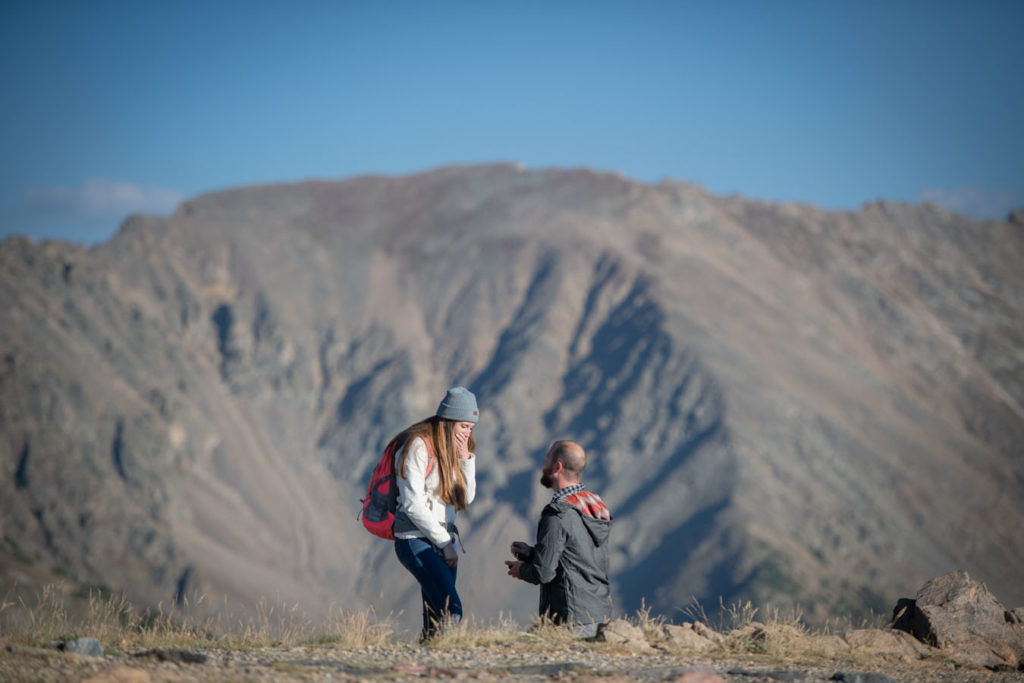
[443,541,458,568]
[505,560,524,580]
[510,541,533,560]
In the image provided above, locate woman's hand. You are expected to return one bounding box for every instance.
[454,430,472,460]
[443,540,459,568]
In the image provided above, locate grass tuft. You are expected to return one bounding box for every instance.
[423,613,522,649]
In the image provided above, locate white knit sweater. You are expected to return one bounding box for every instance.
[394,437,476,548]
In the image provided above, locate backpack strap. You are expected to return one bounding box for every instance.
[398,435,435,479]
[424,437,434,470]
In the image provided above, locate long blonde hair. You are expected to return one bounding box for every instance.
[395,416,474,511]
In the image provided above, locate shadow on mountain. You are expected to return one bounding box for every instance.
[317,344,416,481]
[472,250,559,400]
[546,275,727,497]
[616,497,737,618]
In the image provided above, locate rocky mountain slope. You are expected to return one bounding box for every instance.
[2,164,1022,632]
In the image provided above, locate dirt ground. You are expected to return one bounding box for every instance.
[3,641,1023,682]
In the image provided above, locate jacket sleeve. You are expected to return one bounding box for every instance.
[396,438,452,548]
[518,507,566,585]
[460,453,476,505]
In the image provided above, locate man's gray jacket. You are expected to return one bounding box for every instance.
[518,497,612,625]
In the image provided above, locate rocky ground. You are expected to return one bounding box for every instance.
[3,639,1023,683]
[3,571,1022,682]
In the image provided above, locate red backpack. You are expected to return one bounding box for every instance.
[360,436,434,539]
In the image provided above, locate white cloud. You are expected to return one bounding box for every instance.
[21,178,185,219]
[918,186,1019,220]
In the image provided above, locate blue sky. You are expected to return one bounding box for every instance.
[2,1,1022,245]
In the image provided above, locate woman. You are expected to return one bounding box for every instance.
[392,386,478,640]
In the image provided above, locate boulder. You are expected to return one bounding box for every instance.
[692,621,725,645]
[662,623,717,651]
[843,628,932,664]
[890,570,1024,670]
[595,618,652,651]
[750,622,804,644]
[1010,608,1024,656]
[802,634,847,659]
[53,638,103,656]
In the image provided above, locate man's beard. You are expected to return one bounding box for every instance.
[540,473,554,489]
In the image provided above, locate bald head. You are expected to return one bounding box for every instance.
[548,440,586,482]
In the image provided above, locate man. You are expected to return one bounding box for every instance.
[505,440,612,636]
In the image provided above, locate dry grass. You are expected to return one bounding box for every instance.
[0,584,394,653]
[676,598,859,665]
[303,606,395,649]
[0,587,686,653]
[422,613,521,649]
[631,599,670,642]
[0,583,933,671]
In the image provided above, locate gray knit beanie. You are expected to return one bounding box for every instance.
[435,386,479,423]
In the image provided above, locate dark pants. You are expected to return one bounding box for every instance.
[394,537,462,639]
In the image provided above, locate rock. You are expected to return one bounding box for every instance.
[830,674,894,683]
[595,618,652,651]
[803,634,847,658]
[1009,606,1024,646]
[662,623,716,651]
[692,621,725,645]
[61,637,104,656]
[669,672,725,683]
[890,570,1024,670]
[133,648,208,664]
[843,628,931,663]
[751,622,804,645]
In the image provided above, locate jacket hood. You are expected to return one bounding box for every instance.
[551,501,612,547]
[578,508,612,547]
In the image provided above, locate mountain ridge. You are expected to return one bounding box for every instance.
[2,164,1021,634]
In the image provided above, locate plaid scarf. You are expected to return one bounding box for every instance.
[552,483,585,503]
[553,483,611,521]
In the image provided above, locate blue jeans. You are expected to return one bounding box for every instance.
[394,537,462,639]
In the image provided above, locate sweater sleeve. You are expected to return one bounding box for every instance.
[460,453,476,505]
[395,438,452,548]
[518,507,565,585]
